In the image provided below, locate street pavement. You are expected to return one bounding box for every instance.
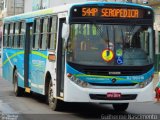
[0,62,160,119]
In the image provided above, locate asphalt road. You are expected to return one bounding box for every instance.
[0,68,160,120]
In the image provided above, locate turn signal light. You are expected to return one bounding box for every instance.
[48,54,56,61]
[67,73,72,77]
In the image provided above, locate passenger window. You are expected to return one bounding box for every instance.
[19,22,26,48]
[40,18,48,49]
[48,16,57,49]
[33,19,40,49]
[7,24,10,47]
[14,22,20,48]
[12,23,16,48]
[3,25,5,47]
[9,23,14,48]
[3,24,8,47]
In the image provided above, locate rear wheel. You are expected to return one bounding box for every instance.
[13,70,24,96]
[112,103,129,112]
[48,80,63,111]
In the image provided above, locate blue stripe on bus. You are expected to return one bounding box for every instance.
[66,64,154,84]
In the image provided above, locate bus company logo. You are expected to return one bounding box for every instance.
[111,78,117,83]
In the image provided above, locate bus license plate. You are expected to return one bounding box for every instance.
[106,92,121,98]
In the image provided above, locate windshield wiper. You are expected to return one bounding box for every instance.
[121,29,125,50]
[106,26,110,48]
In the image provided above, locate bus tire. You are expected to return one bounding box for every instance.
[48,80,63,111]
[112,103,129,112]
[13,70,24,97]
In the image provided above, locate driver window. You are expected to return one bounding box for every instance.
[131,32,141,48]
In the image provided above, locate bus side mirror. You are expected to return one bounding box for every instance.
[62,23,69,41]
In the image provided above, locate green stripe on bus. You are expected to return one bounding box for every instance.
[74,74,124,80]
[74,74,140,83]
[31,51,48,59]
[3,51,24,65]
[3,51,48,66]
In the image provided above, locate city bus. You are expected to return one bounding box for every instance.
[2,1,155,111]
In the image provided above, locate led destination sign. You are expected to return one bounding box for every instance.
[82,8,140,18]
[70,6,151,19]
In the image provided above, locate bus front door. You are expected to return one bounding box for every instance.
[56,17,66,97]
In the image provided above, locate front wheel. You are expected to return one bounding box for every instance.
[48,80,63,111]
[112,103,129,112]
[13,70,24,96]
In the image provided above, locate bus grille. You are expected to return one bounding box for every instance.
[84,69,144,76]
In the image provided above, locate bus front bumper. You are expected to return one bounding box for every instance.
[64,79,155,103]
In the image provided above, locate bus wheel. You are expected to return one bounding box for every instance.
[13,70,24,97]
[48,80,63,111]
[112,103,129,112]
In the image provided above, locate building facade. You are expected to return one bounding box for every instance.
[0,0,24,47]
[24,0,143,13]
[25,0,88,12]
[0,0,24,17]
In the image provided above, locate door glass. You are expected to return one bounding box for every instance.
[30,25,33,49]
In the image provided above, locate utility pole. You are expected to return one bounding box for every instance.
[40,0,43,9]
[14,0,16,15]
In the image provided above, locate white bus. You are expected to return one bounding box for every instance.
[2,1,155,111]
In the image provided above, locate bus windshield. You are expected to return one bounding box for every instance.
[67,24,154,66]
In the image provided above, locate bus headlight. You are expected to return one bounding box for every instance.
[138,76,153,88]
[67,73,89,88]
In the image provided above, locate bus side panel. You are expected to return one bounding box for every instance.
[2,49,25,88]
[30,50,47,94]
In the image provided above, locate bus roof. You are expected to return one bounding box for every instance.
[4,1,152,23]
[73,1,152,9]
[3,4,71,22]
